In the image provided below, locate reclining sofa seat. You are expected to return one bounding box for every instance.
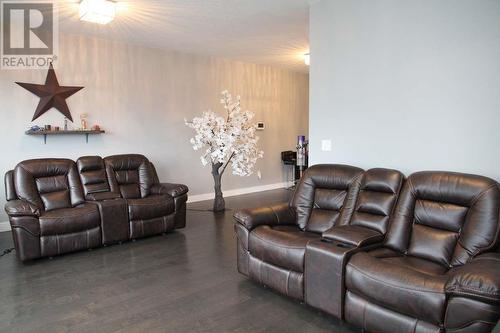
[5,159,101,260]
[4,154,189,261]
[103,154,186,239]
[321,167,405,245]
[78,155,188,231]
[304,167,404,318]
[234,164,403,300]
[234,164,363,299]
[344,171,500,333]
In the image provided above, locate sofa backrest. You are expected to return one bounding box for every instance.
[343,168,404,235]
[385,171,500,267]
[77,156,110,196]
[149,162,160,184]
[104,154,155,199]
[4,170,16,201]
[13,159,85,212]
[291,164,364,233]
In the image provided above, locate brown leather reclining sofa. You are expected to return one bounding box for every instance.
[234,164,500,333]
[4,154,188,261]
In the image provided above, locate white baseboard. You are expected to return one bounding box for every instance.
[0,182,291,232]
[187,182,291,203]
[0,221,10,232]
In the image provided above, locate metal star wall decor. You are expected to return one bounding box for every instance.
[16,63,84,122]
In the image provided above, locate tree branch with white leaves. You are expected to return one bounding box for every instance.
[185,90,264,177]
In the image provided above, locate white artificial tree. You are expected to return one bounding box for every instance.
[186,90,264,211]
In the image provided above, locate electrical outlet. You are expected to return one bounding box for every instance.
[321,139,332,151]
[257,170,262,179]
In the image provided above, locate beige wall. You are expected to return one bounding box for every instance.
[0,34,309,221]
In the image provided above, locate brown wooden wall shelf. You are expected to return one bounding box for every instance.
[25,130,105,144]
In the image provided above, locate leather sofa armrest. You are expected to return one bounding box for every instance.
[446,253,500,303]
[10,215,41,237]
[85,192,122,201]
[233,202,296,231]
[5,200,40,217]
[151,183,189,197]
[322,225,384,247]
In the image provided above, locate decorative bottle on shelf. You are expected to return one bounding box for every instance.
[64,117,68,131]
[80,114,88,130]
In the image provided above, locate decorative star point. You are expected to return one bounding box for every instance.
[16,63,84,122]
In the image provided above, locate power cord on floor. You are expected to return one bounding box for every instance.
[187,208,234,212]
[0,248,15,258]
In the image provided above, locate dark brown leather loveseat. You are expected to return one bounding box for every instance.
[234,164,500,333]
[4,154,188,261]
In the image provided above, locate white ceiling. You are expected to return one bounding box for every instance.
[57,0,311,73]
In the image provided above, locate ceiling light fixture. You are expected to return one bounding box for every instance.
[304,53,310,66]
[80,0,116,25]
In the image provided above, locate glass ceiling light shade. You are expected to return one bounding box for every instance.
[80,0,116,25]
[304,53,310,66]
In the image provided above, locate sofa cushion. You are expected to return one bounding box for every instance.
[14,158,85,211]
[348,168,404,235]
[346,251,448,325]
[248,225,320,273]
[77,156,110,196]
[291,164,364,233]
[39,204,100,236]
[367,248,449,276]
[104,154,155,199]
[127,194,174,220]
[378,253,449,276]
[385,171,500,267]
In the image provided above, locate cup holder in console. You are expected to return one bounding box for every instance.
[320,238,334,243]
[320,238,353,249]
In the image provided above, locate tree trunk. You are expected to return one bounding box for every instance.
[212,162,225,212]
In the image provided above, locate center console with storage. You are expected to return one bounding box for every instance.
[305,238,359,318]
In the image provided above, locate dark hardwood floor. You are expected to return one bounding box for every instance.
[0,189,359,333]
